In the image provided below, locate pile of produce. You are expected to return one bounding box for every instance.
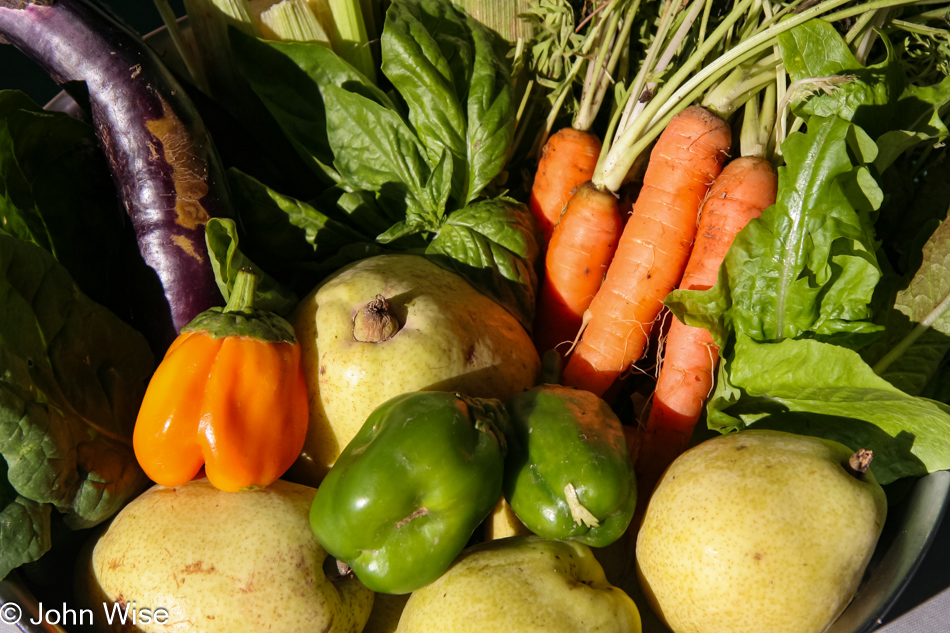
[1,0,949,632]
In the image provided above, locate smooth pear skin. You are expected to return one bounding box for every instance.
[396,536,641,633]
[289,254,540,483]
[636,430,887,633]
[86,478,373,633]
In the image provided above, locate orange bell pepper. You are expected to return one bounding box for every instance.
[133,270,308,492]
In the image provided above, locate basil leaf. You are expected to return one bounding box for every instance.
[667,116,882,347]
[861,217,950,396]
[229,170,385,281]
[231,30,393,182]
[0,232,152,555]
[205,218,299,317]
[381,0,515,204]
[708,335,950,485]
[462,8,517,204]
[323,84,437,225]
[382,0,468,200]
[426,198,539,329]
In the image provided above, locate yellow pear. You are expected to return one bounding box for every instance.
[288,254,540,484]
[78,478,373,633]
[397,536,641,633]
[636,429,887,633]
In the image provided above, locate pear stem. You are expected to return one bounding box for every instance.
[846,449,874,478]
[353,295,400,343]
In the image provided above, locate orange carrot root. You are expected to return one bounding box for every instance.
[561,106,733,397]
[632,155,778,528]
[533,182,623,357]
[529,128,603,245]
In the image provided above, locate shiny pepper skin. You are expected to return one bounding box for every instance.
[133,271,308,492]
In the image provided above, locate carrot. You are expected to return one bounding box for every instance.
[529,127,603,245]
[633,156,778,505]
[561,106,732,397]
[533,182,623,357]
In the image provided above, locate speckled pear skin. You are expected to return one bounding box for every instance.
[86,478,373,633]
[289,254,540,484]
[636,430,887,633]
[395,536,642,633]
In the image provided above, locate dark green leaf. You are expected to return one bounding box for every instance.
[707,335,950,485]
[205,218,299,317]
[381,0,515,204]
[0,232,152,550]
[426,198,539,329]
[0,462,50,580]
[230,168,371,265]
[777,22,950,171]
[231,31,393,182]
[861,218,950,395]
[0,91,127,315]
[382,0,468,200]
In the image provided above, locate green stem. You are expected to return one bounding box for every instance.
[597,0,756,191]
[598,0,921,192]
[874,292,950,376]
[575,0,626,131]
[152,0,207,91]
[225,269,259,313]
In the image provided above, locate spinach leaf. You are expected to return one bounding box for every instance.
[667,116,882,347]
[778,21,950,172]
[708,335,950,485]
[0,231,152,578]
[426,198,540,329]
[0,91,128,316]
[205,218,299,317]
[861,217,950,396]
[0,462,50,579]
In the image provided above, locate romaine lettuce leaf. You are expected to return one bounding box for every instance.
[667,115,883,347]
[708,335,950,485]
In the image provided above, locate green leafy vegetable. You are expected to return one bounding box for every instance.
[231,30,392,182]
[708,335,950,485]
[667,115,883,347]
[0,231,153,577]
[0,91,128,316]
[862,217,950,396]
[227,168,384,277]
[0,462,50,579]
[205,218,299,317]
[426,198,539,328]
[232,0,532,325]
[778,20,950,172]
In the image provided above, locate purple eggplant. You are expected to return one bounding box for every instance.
[0,0,232,354]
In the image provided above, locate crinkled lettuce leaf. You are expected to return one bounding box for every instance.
[0,231,152,578]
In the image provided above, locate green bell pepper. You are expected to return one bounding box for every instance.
[309,391,509,594]
[504,384,636,548]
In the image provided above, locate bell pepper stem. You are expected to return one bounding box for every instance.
[564,483,600,528]
[224,269,259,313]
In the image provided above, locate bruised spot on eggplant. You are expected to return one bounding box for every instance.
[172,234,205,263]
[145,96,211,230]
[0,1,55,10]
